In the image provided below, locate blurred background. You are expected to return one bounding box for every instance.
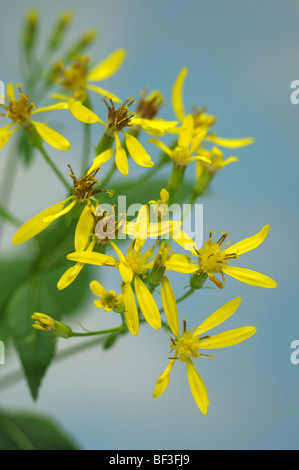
[0,0,298,450]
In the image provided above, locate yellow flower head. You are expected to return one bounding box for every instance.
[182,225,277,289]
[195,146,239,179]
[0,83,70,150]
[90,280,124,312]
[171,68,253,149]
[148,114,211,168]
[153,295,256,415]
[51,49,126,103]
[31,313,72,338]
[12,156,113,245]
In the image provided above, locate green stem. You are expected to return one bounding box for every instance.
[101,161,117,187]
[176,287,195,304]
[95,133,114,155]
[71,326,125,337]
[81,122,91,174]
[38,145,71,191]
[0,202,21,227]
[167,164,186,206]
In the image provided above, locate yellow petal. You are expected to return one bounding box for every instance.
[114,132,129,176]
[68,98,105,124]
[222,266,277,288]
[12,200,66,245]
[131,117,178,130]
[161,276,179,337]
[42,199,77,223]
[0,125,17,149]
[224,225,270,256]
[66,251,118,266]
[32,102,69,114]
[205,135,254,148]
[165,254,198,274]
[90,280,106,297]
[74,205,94,251]
[86,84,122,103]
[49,93,69,101]
[6,83,15,102]
[87,149,114,174]
[147,138,173,157]
[153,358,176,398]
[124,133,154,167]
[193,297,242,336]
[186,360,209,415]
[119,260,134,283]
[199,326,257,349]
[160,188,169,202]
[32,121,70,151]
[134,276,161,330]
[87,49,126,81]
[178,114,193,148]
[172,67,187,122]
[221,157,239,167]
[108,239,126,262]
[122,282,139,336]
[57,263,84,290]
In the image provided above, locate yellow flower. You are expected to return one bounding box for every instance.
[57,204,98,290]
[12,157,113,245]
[68,97,177,176]
[177,225,277,289]
[153,294,256,415]
[90,280,124,313]
[148,242,198,291]
[0,83,70,150]
[148,114,210,168]
[171,68,253,148]
[195,146,239,178]
[31,313,72,338]
[66,238,161,336]
[51,49,126,102]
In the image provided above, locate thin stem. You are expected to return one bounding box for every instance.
[176,287,195,304]
[38,145,71,191]
[81,122,91,175]
[101,161,117,187]
[0,202,21,227]
[0,149,18,244]
[71,326,125,337]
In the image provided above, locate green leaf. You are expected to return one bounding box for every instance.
[0,409,80,450]
[7,280,57,400]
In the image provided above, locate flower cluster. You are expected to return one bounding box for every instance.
[3,10,277,416]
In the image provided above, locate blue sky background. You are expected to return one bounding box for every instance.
[0,0,298,450]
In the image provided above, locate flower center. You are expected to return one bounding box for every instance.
[102,290,120,309]
[1,87,34,125]
[172,330,201,362]
[136,89,164,120]
[171,146,190,167]
[68,165,108,202]
[104,97,135,135]
[192,106,216,131]
[54,57,88,100]
[94,210,126,242]
[196,232,238,274]
[125,243,153,276]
